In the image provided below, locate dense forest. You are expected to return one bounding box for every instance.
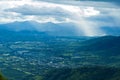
[43,66,120,80]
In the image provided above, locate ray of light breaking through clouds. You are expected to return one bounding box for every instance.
[0,0,120,36]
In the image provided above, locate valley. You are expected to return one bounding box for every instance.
[0,36,120,80]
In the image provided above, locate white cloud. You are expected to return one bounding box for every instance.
[0,0,120,36]
[1,0,100,21]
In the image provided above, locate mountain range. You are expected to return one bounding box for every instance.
[0,21,120,37]
[0,21,78,37]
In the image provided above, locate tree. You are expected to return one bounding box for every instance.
[0,72,7,80]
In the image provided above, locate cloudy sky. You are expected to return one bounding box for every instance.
[0,0,120,36]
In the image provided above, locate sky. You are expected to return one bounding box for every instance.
[0,0,120,36]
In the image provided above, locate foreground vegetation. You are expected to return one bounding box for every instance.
[43,66,120,80]
[0,73,6,80]
[2,66,120,80]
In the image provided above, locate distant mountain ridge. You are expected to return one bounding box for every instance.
[0,21,78,36]
[0,21,120,37]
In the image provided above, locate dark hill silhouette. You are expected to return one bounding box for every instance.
[78,36,120,53]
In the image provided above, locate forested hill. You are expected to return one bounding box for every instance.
[76,36,120,56]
